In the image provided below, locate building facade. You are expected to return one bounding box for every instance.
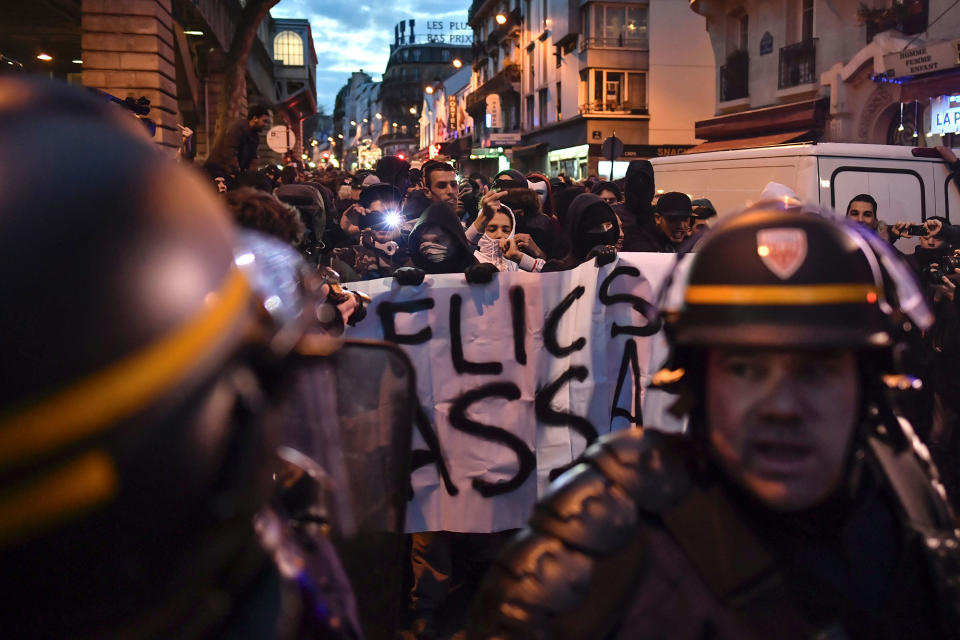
[460,0,715,178]
[0,0,318,165]
[691,0,959,149]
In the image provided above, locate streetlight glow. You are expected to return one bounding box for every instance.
[425,86,434,94]
[36,53,52,61]
[375,113,383,120]
[495,13,507,24]
[452,58,463,68]
[409,107,417,114]
[350,120,356,126]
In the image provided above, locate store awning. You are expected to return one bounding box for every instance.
[511,142,547,156]
[684,130,816,154]
[900,70,960,103]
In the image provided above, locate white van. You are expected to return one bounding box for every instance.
[650,143,960,225]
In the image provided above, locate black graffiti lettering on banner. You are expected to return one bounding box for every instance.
[448,382,535,497]
[410,403,459,497]
[510,286,527,365]
[377,298,435,344]
[598,266,662,337]
[535,366,598,480]
[544,285,586,357]
[450,294,503,375]
[611,339,643,426]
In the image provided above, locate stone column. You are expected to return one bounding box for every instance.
[81,0,180,151]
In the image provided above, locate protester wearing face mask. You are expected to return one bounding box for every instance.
[407,203,478,275]
[473,204,546,272]
[542,193,621,272]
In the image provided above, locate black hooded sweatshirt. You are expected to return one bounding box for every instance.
[408,203,478,274]
[617,159,657,252]
[543,193,620,272]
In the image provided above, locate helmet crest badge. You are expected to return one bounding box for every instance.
[756,228,808,279]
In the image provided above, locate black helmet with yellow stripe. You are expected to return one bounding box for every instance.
[0,78,283,636]
[665,199,932,351]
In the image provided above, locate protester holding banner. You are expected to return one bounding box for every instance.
[542,192,621,272]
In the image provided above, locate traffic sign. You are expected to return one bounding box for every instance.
[267,125,297,153]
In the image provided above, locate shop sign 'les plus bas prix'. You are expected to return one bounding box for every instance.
[394,19,473,45]
[883,38,960,78]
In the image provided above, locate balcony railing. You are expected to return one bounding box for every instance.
[779,39,817,89]
[579,101,648,115]
[582,35,648,50]
[719,54,749,101]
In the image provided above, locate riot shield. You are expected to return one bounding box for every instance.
[277,337,416,640]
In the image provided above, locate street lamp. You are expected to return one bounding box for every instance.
[495,13,507,25]
[350,120,356,126]
[425,86,434,94]
[409,107,417,115]
[452,58,463,69]
[375,113,383,120]
[36,52,53,61]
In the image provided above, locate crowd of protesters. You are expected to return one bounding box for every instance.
[186,128,960,638]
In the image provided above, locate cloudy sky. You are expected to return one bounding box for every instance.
[271,0,471,113]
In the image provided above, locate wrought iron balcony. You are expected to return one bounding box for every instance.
[779,39,817,89]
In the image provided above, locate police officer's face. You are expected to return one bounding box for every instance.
[705,348,859,511]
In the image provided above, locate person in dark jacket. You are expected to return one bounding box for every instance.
[408,203,478,275]
[500,187,564,260]
[617,159,657,251]
[591,180,623,205]
[543,193,620,272]
[629,191,693,253]
[205,105,270,177]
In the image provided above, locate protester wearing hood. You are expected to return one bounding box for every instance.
[618,159,657,252]
[543,193,620,272]
[375,155,411,193]
[473,202,547,273]
[408,203,477,275]
[553,184,586,229]
[330,184,410,282]
[501,187,564,259]
[526,172,555,217]
[492,169,528,191]
[591,181,623,205]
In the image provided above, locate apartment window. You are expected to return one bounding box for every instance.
[526,95,535,128]
[583,69,646,112]
[581,4,648,49]
[273,31,304,66]
[801,0,813,40]
[528,48,535,90]
[556,82,562,120]
[538,88,548,126]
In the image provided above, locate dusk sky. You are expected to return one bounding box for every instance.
[271,0,472,113]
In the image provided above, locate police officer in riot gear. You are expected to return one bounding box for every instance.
[467,200,960,639]
[0,77,410,639]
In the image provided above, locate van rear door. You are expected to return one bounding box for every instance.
[818,154,935,224]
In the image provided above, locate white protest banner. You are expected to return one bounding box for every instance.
[346,253,678,533]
